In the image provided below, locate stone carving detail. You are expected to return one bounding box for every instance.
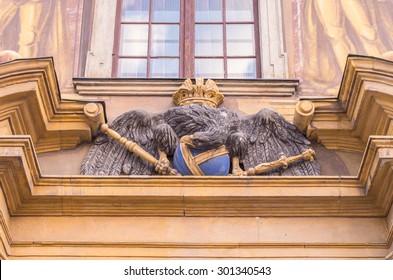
[173,78,224,108]
[81,79,319,176]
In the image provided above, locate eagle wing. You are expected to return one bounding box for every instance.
[81,110,161,176]
[240,108,320,176]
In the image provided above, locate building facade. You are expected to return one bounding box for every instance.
[0,0,393,259]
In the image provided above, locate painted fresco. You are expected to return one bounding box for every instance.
[298,0,393,95]
[0,0,83,89]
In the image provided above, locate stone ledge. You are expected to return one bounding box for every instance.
[0,136,392,217]
[73,78,299,97]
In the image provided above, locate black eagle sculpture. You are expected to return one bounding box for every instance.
[81,79,320,176]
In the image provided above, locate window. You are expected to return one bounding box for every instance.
[113,0,260,78]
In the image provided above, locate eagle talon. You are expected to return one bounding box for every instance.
[231,167,247,176]
[155,150,171,175]
[231,156,247,176]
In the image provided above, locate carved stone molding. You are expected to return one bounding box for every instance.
[74,78,298,97]
[0,58,94,153]
[0,135,392,259]
[0,135,392,217]
[305,55,393,152]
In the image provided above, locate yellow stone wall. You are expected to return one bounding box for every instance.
[1,1,393,260]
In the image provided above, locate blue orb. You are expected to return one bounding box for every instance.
[173,143,230,176]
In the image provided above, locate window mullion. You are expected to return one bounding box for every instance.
[147,0,153,77]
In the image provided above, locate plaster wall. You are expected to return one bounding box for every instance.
[6,216,390,259]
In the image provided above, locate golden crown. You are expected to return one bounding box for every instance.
[173,78,224,108]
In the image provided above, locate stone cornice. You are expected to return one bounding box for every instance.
[0,58,92,153]
[0,135,392,217]
[305,55,393,152]
[73,78,299,97]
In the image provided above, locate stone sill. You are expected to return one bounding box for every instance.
[73,78,299,97]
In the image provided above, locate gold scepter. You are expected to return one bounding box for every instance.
[100,123,178,176]
[245,149,316,175]
[84,101,178,176]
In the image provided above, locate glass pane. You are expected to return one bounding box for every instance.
[226,0,254,22]
[195,24,223,56]
[120,24,149,56]
[150,58,179,78]
[227,58,256,78]
[226,24,255,56]
[118,58,147,78]
[196,0,222,22]
[152,0,180,22]
[121,0,150,22]
[151,25,179,56]
[195,59,224,78]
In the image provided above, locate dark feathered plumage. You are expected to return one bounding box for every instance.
[164,104,240,149]
[81,104,320,176]
[81,110,177,175]
[226,132,248,159]
[153,123,179,155]
[241,108,319,175]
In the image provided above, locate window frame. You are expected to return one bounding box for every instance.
[112,0,261,78]
[193,0,261,79]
